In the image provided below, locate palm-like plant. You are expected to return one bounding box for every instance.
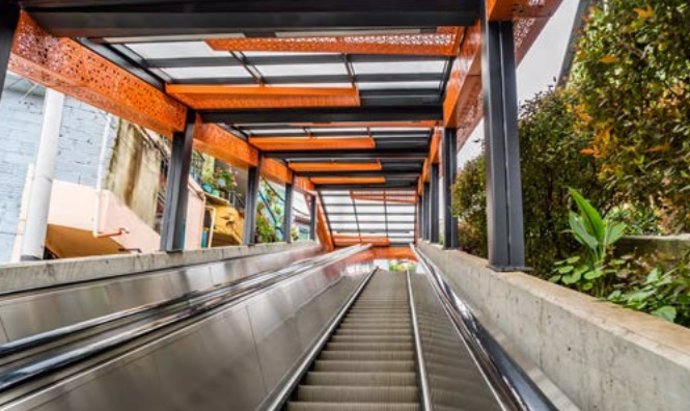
[551,188,627,296]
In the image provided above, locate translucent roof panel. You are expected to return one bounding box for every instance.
[357,81,440,90]
[127,41,231,59]
[353,60,446,75]
[162,66,251,79]
[256,63,348,77]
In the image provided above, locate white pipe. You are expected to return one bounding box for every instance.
[20,89,65,261]
[93,113,113,237]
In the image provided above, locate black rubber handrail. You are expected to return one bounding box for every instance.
[412,246,557,411]
[0,245,369,393]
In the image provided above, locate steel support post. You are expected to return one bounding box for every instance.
[442,127,459,249]
[283,178,294,243]
[309,194,317,241]
[429,163,440,243]
[243,157,261,245]
[0,3,19,102]
[160,110,196,252]
[422,182,430,240]
[481,17,526,270]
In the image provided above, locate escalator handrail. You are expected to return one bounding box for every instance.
[0,245,370,394]
[406,270,433,411]
[412,246,557,411]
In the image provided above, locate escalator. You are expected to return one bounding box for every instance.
[288,271,419,411]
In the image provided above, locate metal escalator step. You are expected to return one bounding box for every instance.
[319,350,414,361]
[304,371,417,386]
[325,342,413,351]
[335,329,411,336]
[287,402,420,411]
[296,385,418,403]
[313,360,415,372]
[330,335,412,343]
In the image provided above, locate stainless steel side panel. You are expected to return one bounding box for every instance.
[2,254,371,411]
[0,245,320,342]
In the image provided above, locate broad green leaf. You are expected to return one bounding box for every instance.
[582,282,594,291]
[569,212,599,252]
[584,269,604,280]
[558,265,574,274]
[548,275,562,283]
[566,256,581,264]
[651,306,676,323]
[568,187,605,241]
[605,222,627,246]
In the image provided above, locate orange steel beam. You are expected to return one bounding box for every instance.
[207,27,464,57]
[350,193,416,205]
[417,127,442,194]
[333,235,390,247]
[311,177,385,185]
[287,120,439,129]
[166,84,360,110]
[316,198,334,251]
[249,136,375,152]
[9,12,186,136]
[289,161,382,172]
[345,246,418,262]
[443,0,563,141]
[193,120,259,168]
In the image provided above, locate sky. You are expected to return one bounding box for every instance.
[457,0,581,167]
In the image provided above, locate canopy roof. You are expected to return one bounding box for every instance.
[8,0,562,248]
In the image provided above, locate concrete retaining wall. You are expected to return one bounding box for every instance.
[419,242,690,411]
[0,241,320,294]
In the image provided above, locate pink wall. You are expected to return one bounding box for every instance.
[48,180,205,255]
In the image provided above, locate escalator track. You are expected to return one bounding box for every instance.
[287,270,420,411]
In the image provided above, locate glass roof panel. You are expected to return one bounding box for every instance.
[357,81,440,90]
[162,66,251,79]
[257,63,348,77]
[353,60,446,75]
[127,41,230,59]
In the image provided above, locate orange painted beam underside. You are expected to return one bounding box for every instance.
[315,197,334,251]
[207,27,463,57]
[310,177,385,185]
[166,85,360,110]
[9,12,186,136]
[193,120,259,168]
[250,136,375,152]
[346,246,418,262]
[333,235,391,247]
[289,162,382,172]
[444,0,563,144]
[286,121,439,129]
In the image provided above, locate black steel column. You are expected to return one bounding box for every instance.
[0,3,20,102]
[422,182,430,241]
[309,195,317,241]
[160,110,195,252]
[443,128,459,249]
[243,157,261,245]
[283,178,294,243]
[481,16,526,269]
[430,163,440,243]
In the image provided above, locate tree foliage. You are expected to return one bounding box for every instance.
[571,0,690,232]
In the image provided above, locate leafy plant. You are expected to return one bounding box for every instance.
[608,260,690,326]
[570,0,690,233]
[550,188,627,297]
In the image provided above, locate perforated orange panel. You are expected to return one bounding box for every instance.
[9,13,186,136]
[250,136,375,152]
[193,120,259,168]
[350,192,416,205]
[166,85,360,110]
[443,22,481,127]
[207,27,463,56]
[487,0,562,21]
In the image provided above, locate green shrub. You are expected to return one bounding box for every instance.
[571,1,690,233]
[452,88,606,275]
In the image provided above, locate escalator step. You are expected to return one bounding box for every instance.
[296,386,418,403]
[319,350,414,361]
[314,360,415,372]
[303,371,416,386]
[287,402,420,411]
[330,335,412,343]
[326,342,413,351]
